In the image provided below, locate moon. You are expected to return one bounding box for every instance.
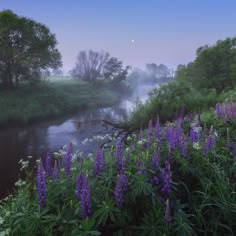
[131,39,135,43]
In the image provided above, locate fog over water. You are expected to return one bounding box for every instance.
[0,83,159,197]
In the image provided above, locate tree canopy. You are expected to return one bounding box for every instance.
[0,10,62,88]
[176,37,236,92]
[71,50,130,84]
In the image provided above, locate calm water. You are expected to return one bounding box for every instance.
[0,84,158,198]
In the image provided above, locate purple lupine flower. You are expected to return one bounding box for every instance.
[161,160,172,197]
[181,134,187,157]
[175,124,183,147]
[152,149,160,171]
[80,175,92,219]
[37,160,46,209]
[148,120,153,143]
[203,130,216,156]
[114,172,129,207]
[65,143,73,176]
[150,176,160,186]
[116,142,124,171]
[156,118,162,144]
[164,198,172,225]
[76,173,86,200]
[45,152,53,177]
[190,126,198,144]
[216,103,222,118]
[52,162,60,182]
[94,147,105,176]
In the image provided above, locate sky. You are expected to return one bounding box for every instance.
[1,1,236,72]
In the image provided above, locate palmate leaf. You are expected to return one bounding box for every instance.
[138,206,167,236]
[132,174,153,197]
[172,209,196,236]
[93,199,120,226]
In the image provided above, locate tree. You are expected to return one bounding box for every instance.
[0,10,62,88]
[176,37,236,92]
[146,63,171,79]
[72,50,129,83]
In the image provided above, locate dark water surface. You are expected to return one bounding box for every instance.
[0,84,158,198]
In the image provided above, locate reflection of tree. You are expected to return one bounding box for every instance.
[0,129,30,197]
[0,100,131,197]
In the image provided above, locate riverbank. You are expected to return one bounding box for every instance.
[1,99,236,235]
[0,79,124,127]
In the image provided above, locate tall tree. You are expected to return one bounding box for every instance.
[0,10,62,88]
[176,37,236,92]
[146,63,171,79]
[72,50,129,83]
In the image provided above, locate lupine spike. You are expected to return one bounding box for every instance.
[114,172,129,207]
[80,175,92,219]
[94,147,105,176]
[161,160,172,197]
[152,148,160,171]
[37,160,46,209]
[52,162,60,182]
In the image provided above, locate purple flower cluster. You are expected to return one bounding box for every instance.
[76,174,85,200]
[80,175,92,219]
[203,129,216,155]
[150,176,160,186]
[114,172,129,207]
[94,147,105,176]
[152,149,160,171]
[161,160,172,197]
[190,126,199,144]
[165,124,185,154]
[37,160,47,209]
[65,143,73,177]
[216,100,236,121]
[52,162,60,182]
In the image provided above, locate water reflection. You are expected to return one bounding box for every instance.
[0,83,159,197]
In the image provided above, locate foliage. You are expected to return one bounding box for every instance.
[0,10,62,88]
[125,79,217,131]
[1,100,236,235]
[0,79,122,126]
[175,37,236,92]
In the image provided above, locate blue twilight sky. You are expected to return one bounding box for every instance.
[1,1,236,72]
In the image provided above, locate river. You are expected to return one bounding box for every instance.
[0,83,159,198]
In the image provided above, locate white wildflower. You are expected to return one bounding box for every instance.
[193,142,201,150]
